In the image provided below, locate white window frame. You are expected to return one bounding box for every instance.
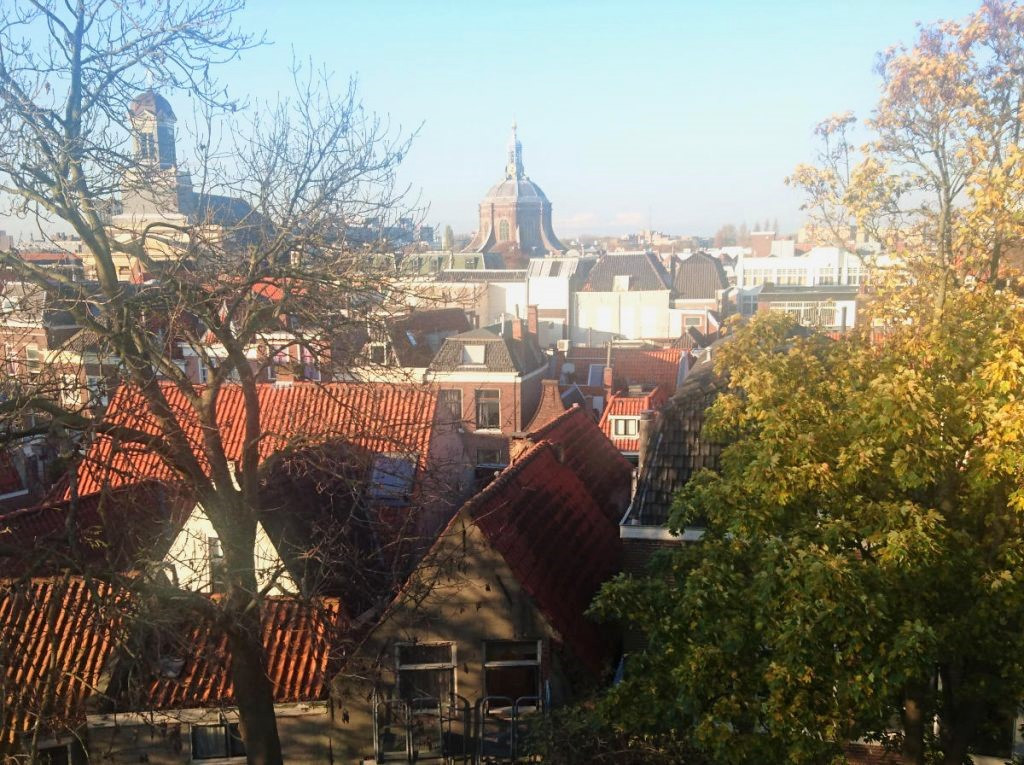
[611,416,640,438]
[475,388,501,430]
[483,639,543,702]
[395,642,457,704]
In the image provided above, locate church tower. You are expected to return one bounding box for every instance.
[463,124,566,266]
[120,89,190,216]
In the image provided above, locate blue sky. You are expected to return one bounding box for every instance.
[7,0,985,241]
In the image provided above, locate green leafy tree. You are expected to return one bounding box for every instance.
[595,291,1024,765]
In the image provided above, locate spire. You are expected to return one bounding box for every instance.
[505,121,524,180]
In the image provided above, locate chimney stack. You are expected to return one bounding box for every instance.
[511,318,523,341]
[527,304,539,336]
[638,409,656,474]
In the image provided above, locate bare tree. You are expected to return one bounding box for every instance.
[0,2,429,763]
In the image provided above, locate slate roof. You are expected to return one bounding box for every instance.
[0,577,123,752]
[122,597,344,711]
[524,405,634,524]
[462,439,623,674]
[673,252,729,299]
[625,360,725,526]
[429,325,546,374]
[384,308,471,367]
[581,252,670,292]
[72,382,439,497]
[598,386,669,453]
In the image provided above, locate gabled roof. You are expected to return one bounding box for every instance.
[598,386,669,453]
[119,597,344,711]
[461,440,622,673]
[581,252,670,292]
[429,325,546,375]
[673,252,729,299]
[524,405,633,524]
[0,577,123,752]
[73,382,439,497]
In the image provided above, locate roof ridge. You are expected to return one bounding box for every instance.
[525,402,582,439]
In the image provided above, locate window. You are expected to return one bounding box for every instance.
[462,344,485,365]
[301,347,321,381]
[546,261,562,277]
[683,316,702,327]
[612,274,630,292]
[368,342,388,365]
[191,723,246,760]
[396,643,455,705]
[767,301,837,328]
[208,536,226,594]
[476,447,506,467]
[498,220,510,242]
[483,640,541,702]
[368,454,416,505]
[475,389,500,430]
[611,417,640,437]
[24,344,41,374]
[438,388,463,423]
[587,363,605,387]
[3,343,14,374]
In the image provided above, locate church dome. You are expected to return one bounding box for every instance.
[463,123,566,258]
[482,177,550,202]
[130,89,176,120]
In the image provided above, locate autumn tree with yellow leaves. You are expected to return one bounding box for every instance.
[588,4,1024,765]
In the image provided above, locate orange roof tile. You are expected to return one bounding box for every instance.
[135,597,344,710]
[566,346,683,392]
[73,382,439,497]
[526,405,634,523]
[598,386,669,453]
[1,577,123,751]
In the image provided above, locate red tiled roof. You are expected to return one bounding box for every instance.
[0,482,181,576]
[610,348,682,391]
[523,379,568,432]
[466,441,622,673]
[73,382,439,497]
[844,743,905,764]
[137,597,344,710]
[526,405,634,523]
[598,386,669,453]
[566,346,683,392]
[1,577,122,751]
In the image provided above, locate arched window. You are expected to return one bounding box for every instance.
[499,220,510,242]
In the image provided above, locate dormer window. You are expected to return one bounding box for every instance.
[462,344,485,365]
[611,416,640,438]
[613,275,631,292]
[369,342,388,365]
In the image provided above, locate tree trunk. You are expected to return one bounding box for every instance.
[219,502,284,765]
[228,605,284,765]
[902,686,928,765]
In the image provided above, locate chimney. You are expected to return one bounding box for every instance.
[638,409,656,474]
[603,341,614,390]
[511,318,523,341]
[527,304,538,336]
